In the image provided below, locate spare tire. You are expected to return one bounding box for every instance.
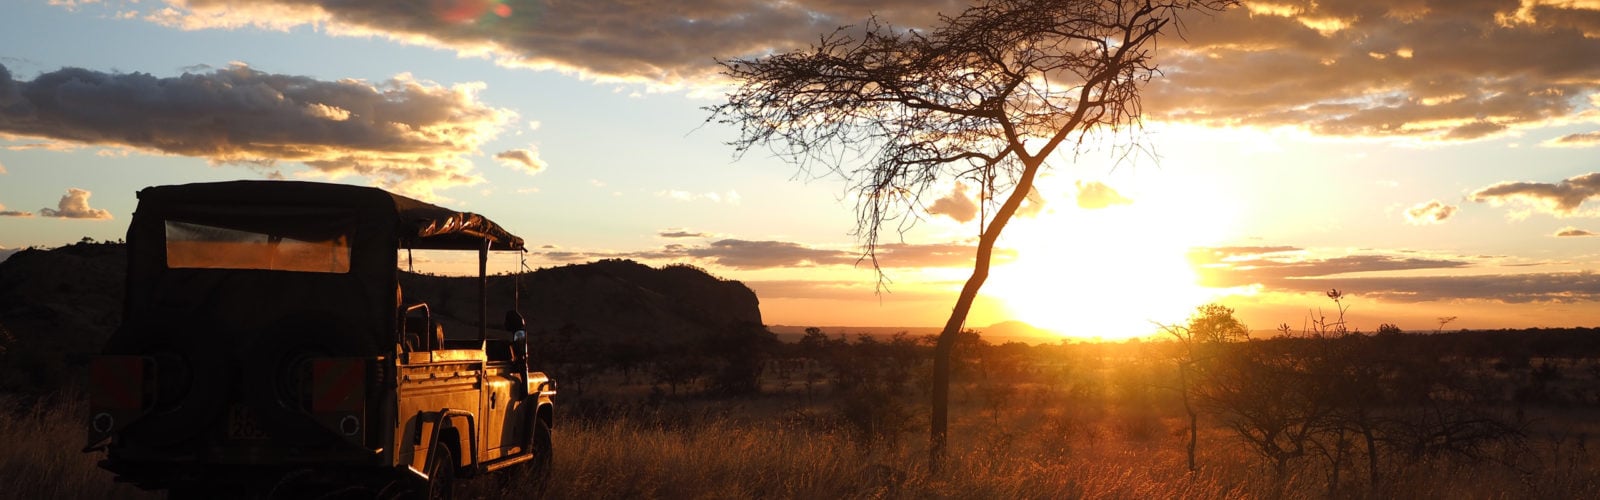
[120,330,235,447]
[240,312,374,446]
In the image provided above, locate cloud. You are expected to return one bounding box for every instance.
[1075,181,1132,210]
[1469,172,1600,217]
[657,190,741,204]
[539,238,1009,271]
[687,239,854,269]
[127,0,963,85]
[1191,247,1472,288]
[1145,0,1600,141]
[0,159,7,173]
[0,62,512,199]
[1189,246,1600,303]
[658,229,708,239]
[1555,226,1597,237]
[927,183,977,223]
[38,188,111,219]
[1194,246,1303,259]
[1268,272,1600,304]
[1404,200,1458,225]
[743,279,952,301]
[98,1,1600,140]
[0,202,32,217]
[1543,131,1600,148]
[0,245,19,263]
[493,147,549,175]
[877,242,1010,268]
[0,194,32,217]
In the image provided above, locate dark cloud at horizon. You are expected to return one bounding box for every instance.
[1470,172,1600,216]
[539,238,1008,271]
[658,230,709,239]
[0,198,32,217]
[1191,249,1473,289]
[1190,244,1600,305]
[0,62,511,199]
[742,279,954,301]
[1264,272,1600,304]
[1555,227,1597,237]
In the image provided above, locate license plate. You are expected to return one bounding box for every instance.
[227,405,269,440]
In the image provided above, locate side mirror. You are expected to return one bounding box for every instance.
[505,310,529,364]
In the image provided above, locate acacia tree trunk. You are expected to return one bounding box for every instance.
[1180,363,1198,471]
[929,157,1045,470]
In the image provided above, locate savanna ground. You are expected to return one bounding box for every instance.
[8,308,1600,499]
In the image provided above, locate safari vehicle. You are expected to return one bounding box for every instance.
[83,180,556,498]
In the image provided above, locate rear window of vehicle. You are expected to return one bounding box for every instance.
[165,221,351,273]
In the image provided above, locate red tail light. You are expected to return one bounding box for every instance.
[311,358,365,413]
[86,355,153,448]
[309,358,368,441]
[90,355,147,410]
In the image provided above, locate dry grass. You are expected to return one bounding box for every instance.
[11,383,1600,499]
[474,388,1600,500]
[0,393,157,499]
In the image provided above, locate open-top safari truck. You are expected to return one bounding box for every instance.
[83,180,555,498]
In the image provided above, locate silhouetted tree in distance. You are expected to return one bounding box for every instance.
[1160,303,1249,471]
[710,0,1238,467]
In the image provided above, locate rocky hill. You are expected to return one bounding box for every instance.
[0,243,764,394]
[401,259,763,343]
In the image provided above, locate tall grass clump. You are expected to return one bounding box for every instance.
[0,393,156,499]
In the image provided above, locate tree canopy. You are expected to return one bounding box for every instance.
[710,0,1237,466]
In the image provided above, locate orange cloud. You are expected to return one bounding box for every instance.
[1146,0,1600,140]
[1555,226,1597,237]
[1470,172,1600,217]
[1404,200,1458,225]
[927,183,978,223]
[494,147,549,175]
[38,188,110,220]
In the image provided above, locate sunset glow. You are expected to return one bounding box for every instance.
[3,0,1600,339]
[987,175,1239,340]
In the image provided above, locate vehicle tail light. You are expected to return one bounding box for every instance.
[309,358,367,442]
[86,355,153,447]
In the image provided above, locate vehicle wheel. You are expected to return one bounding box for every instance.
[530,419,552,484]
[426,445,457,500]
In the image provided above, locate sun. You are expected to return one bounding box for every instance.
[984,175,1237,341]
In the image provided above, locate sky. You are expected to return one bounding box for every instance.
[1,0,1598,340]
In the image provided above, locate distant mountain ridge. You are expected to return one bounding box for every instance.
[0,243,762,394]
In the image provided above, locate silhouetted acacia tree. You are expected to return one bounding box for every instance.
[1160,303,1249,471]
[710,0,1236,467]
